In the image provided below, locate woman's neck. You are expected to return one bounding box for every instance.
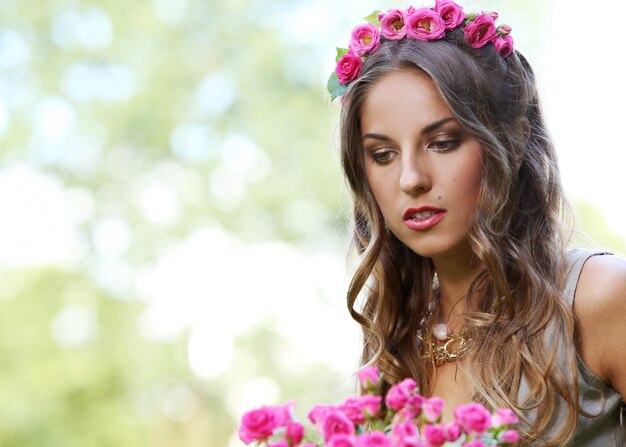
[432,251,484,326]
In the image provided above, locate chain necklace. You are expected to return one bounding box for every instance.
[417,327,474,365]
[416,276,476,366]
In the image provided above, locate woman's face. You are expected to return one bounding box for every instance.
[360,69,483,261]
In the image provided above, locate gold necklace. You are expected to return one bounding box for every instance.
[417,328,474,365]
[416,277,476,365]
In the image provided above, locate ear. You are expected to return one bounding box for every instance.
[514,117,530,172]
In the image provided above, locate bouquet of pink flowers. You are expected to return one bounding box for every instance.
[239,366,520,447]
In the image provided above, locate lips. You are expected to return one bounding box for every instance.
[403,206,446,231]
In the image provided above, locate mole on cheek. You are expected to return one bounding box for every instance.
[437,195,441,200]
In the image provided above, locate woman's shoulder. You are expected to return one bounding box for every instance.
[576,253,626,311]
[573,252,626,397]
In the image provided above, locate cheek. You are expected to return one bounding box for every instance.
[365,171,395,216]
[459,163,483,211]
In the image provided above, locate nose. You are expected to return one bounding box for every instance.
[399,153,431,195]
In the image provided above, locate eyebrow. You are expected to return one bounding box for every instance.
[362,117,457,141]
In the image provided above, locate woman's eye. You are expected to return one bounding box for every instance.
[372,150,395,163]
[429,140,460,151]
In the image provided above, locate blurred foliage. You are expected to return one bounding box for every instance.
[1,0,351,445]
[1,0,624,446]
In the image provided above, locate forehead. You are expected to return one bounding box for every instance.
[360,69,454,135]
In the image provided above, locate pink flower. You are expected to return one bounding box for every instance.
[396,439,424,447]
[406,393,425,418]
[335,52,363,85]
[385,378,417,411]
[463,13,496,48]
[499,429,521,444]
[239,404,291,444]
[491,408,519,428]
[423,397,445,422]
[356,366,380,391]
[286,421,305,446]
[454,403,492,434]
[349,23,380,56]
[328,435,355,447]
[423,424,447,446]
[433,0,465,30]
[354,431,393,447]
[308,403,335,426]
[323,410,355,443]
[445,422,462,442]
[497,24,512,35]
[378,9,407,40]
[340,395,382,424]
[492,34,514,58]
[405,7,446,41]
[392,420,419,440]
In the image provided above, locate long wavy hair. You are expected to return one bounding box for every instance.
[340,29,578,445]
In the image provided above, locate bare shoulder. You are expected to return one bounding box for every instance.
[573,253,626,396]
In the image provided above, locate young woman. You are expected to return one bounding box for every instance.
[330,2,626,445]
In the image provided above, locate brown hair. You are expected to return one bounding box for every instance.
[340,29,578,445]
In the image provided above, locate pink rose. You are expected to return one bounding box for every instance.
[385,378,417,411]
[492,34,514,58]
[405,7,446,41]
[354,431,393,447]
[356,365,380,391]
[323,410,355,443]
[433,0,465,30]
[396,439,423,447]
[491,408,519,428]
[423,397,445,422]
[340,395,382,424]
[392,420,419,439]
[423,424,447,446]
[463,13,496,49]
[335,52,363,85]
[239,404,291,444]
[308,403,336,425]
[286,421,305,446]
[499,429,521,444]
[497,24,512,35]
[406,393,425,418]
[328,434,355,447]
[454,403,492,434]
[445,422,462,442]
[349,23,380,56]
[378,9,407,40]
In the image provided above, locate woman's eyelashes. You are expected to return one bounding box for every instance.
[427,139,461,152]
[368,138,461,164]
[371,149,397,164]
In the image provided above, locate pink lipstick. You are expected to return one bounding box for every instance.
[403,206,446,231]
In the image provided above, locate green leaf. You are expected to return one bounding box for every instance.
[465,12,477,24]
[364,10,381,26]
[335,47,349,62]
[327,71,347,101]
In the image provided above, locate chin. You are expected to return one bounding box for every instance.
[394,233,468,261]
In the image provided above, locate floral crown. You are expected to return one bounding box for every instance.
[328,0,514,101]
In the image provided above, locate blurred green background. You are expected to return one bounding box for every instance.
[1,0,624,446]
